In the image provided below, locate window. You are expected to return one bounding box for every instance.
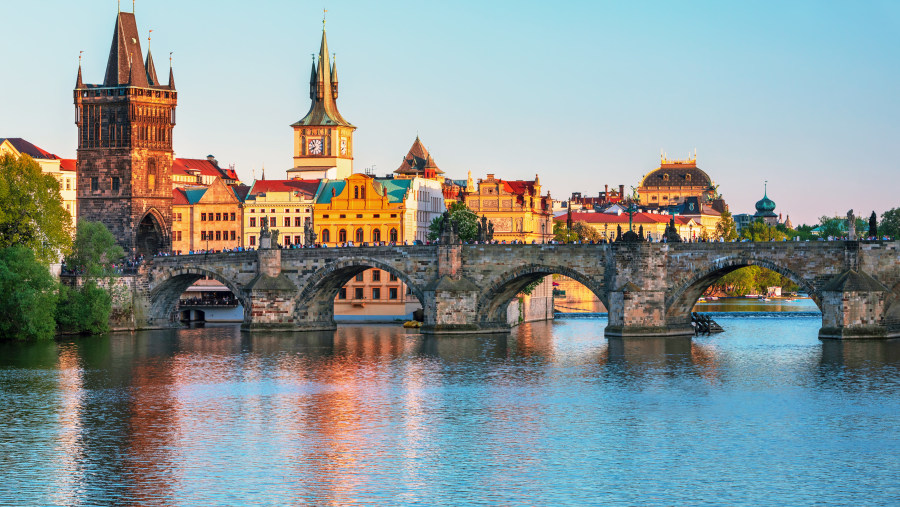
[339,214,346,219]
[663,173,670,181]
[338,288,347,299]
[231,231,236,241]
[323,214,329,219]
[356,214,363,218]
[339,229,347,242]
[372,270,381,282]
[354,287,364,299]
[294,235,302,244]
[373,214,380,218]
[322,229,330,243]
[389,288,398,300]
[372,288,381,300]
[389,228,398,242]
[372,229,381,243]
[355,273,364,281]
[390,214,397,218]
[215,231,221,241]
[686,174,692,182]
[270,217,276,227]
[201,231,207,240]
[270,209,275,213]
[112,177,120,192]
[202,213,207,221]
[230,213,236,221]
[294,217,303,227]
[216,213,222,221]
[284,237,291,246]
[355,228,364,243]
[91,177,99,192]
[250,217,256,227]
[284,217,290,227]
[389,273,398,281]
[65,179,71,190]
[354,186,359,199]
[249,236,256,246]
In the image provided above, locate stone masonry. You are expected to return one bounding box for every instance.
[136,240,900,340]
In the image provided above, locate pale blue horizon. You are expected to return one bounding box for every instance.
[3,0,899,225]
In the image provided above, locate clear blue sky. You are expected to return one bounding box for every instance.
[4,0,899,225]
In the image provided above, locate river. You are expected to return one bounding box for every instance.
[2,306,900,505]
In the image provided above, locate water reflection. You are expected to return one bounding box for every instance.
[2,320,900,505]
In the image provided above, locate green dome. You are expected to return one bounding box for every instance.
[754,186,777,217]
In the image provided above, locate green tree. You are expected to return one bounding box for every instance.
[816,216,845,238]
[0,246,58,341]
[66,221,126,277]
[0,153,73,264]
[880,208,900,239]
[714,209,738,241]
[57,221,123,335]
[427,201,478,242]
[555,221,601,242]
[740,219,788,242]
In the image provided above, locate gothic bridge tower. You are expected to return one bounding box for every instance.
[288,23,356,181]
[74,9,177,256]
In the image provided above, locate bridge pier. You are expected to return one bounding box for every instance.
[819,269,897,340]
[605,285,693,338]
[240,244,302,332]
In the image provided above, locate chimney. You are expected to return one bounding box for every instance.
[619,185,625,198]
[207,154,218,167]
[604,184,608,201]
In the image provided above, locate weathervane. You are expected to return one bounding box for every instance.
[79,50,83,65]
[169,51,173,68]
[148,29,152,48]
[323,8,327,28]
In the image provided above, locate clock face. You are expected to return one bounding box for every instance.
[340,138,348,155]
[308,138,323,155]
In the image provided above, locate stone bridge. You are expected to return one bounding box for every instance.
[135,241,900,339]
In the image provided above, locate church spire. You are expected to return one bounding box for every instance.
[308,56,317,100]
[75,53,84,89]
[104,11,149,87]
[291,24,353,127]
[145,49,159,86]
[331,56,338,100]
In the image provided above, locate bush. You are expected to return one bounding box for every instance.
[56,280,112,335]
[0,247,58,340]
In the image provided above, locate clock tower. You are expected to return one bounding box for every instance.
[288,25,355,180]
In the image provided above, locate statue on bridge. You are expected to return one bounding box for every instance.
[259,217,280,249]
[476,215,494,243]
[304,220,317,246]
[847,209,856,240]
[664,216,683,243]
[438,210,461,245]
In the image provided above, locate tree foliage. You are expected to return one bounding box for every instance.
[0,246,58,340]
[740,219,788,242]
[714,209,738,241]
[708,265,799,296]
[56,280,112,335]
[0,154,73,264]
[66,221,126,277]
[554,221,601,243]
[428,201,478,242]
[880,208,900,239]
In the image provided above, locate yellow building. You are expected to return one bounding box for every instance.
[637,153,717,208]
[242,179,320,248]
[314,173,407,246]
[171,177,243,254]
[0,138,77,229]
[465,173,554,243]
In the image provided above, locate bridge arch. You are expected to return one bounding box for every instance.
[147,267,248,325]
[475,264,607,327]
[884,281,900,335]
[293,256,425,328]
[665,256,822,322]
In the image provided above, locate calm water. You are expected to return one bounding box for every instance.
[2,314,900,506]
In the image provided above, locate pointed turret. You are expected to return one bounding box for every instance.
[292,27,353,127]
[331,58,339,100]
[308,59,317,100]
[103,12,149,87]
[167,65,175,89]
[145,50,159,86]
[75,63,84,89]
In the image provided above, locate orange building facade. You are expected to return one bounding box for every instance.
[171,178,243,254]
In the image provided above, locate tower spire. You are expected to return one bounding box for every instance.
[75,51,84,88]
[167,52,175,89]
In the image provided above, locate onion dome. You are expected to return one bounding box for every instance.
[754,183,777,217]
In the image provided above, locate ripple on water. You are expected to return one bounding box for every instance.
[1,319,900,506]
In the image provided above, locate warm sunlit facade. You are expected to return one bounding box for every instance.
[464,173,553,243]
[557,210,699,242]
[637,154,717,209]
[0,138,78,229]
[242,179,320,248]
[171,178,243,254]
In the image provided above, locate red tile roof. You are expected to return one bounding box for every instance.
[59,159,77,172]
[249,179,320,198]
[174,158,224,177]
[557,211,693,225]
[172,188,189,205]
[0,138,59,160]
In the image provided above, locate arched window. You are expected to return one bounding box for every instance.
[355,228,365,243]
[354,186,359,199]
[321,229,330,243]
[372,229,381,243]
[389,228,398,242]
[148,158,158,190]
[361,186,366,199]
[338,229,347,243]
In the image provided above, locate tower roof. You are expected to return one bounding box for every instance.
[395,136,444,175]
[145,50,160,86]
[103,12,149,87]
[292,28,353,127]
[754,183,777,217]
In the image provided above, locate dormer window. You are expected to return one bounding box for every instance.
[663,173,670,181]
[685,174,692,182]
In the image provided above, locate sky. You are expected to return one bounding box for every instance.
[3,0,899,225]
